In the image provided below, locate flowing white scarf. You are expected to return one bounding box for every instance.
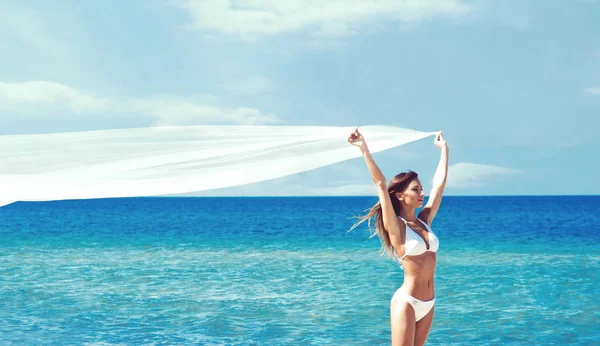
[0,125,436,206]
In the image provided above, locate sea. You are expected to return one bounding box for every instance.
[1,196,599,345]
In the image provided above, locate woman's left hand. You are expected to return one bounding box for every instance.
[434,131,448,149]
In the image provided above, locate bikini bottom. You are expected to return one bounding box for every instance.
[392,288,435,322]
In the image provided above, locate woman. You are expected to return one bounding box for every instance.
[348,127,449,346]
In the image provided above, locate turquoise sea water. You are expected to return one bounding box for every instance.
[1,196,599,345]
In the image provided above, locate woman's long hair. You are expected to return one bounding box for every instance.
[350,171,419,257]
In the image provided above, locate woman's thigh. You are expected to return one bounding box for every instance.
[390,299,416,346]
[414,307,435,346]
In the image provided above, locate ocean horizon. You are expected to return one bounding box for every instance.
[2,196,599,345]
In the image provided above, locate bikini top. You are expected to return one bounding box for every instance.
[396,216,439,262]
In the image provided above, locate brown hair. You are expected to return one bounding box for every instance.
[350,171,419,257]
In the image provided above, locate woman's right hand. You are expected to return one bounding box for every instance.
[347,127,367,150]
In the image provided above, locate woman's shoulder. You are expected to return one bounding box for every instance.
[417,209,432,225]
[395,216,407,232]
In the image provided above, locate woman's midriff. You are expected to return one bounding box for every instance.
[400,252,436,301]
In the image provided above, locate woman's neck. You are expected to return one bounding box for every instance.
[398,208,417,222]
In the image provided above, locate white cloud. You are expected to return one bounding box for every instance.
[125,98,279,125]
[304,184,377,196]
[446,162,520,189]
[220,76,274,95]
[585,87,600,95]
[189,182,377,197]
[175,0,471,39]
[0,80,279,126]
[195,162,519,196]
[0,81,110,113]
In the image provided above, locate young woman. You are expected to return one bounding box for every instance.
[348,127,449,346]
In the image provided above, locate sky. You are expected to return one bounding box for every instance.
[1,0,599,196]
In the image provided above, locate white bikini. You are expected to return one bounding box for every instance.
[392,216,440,322]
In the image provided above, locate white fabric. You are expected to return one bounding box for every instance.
[0,125,436,206]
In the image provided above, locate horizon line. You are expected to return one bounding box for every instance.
[165,194,600,198]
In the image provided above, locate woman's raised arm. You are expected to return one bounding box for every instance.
[348,128,403,242]
[419,132,449,225]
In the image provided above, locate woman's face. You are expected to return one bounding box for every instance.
[399,179,425,208]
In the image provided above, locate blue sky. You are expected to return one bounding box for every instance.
[1,0,598,196]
